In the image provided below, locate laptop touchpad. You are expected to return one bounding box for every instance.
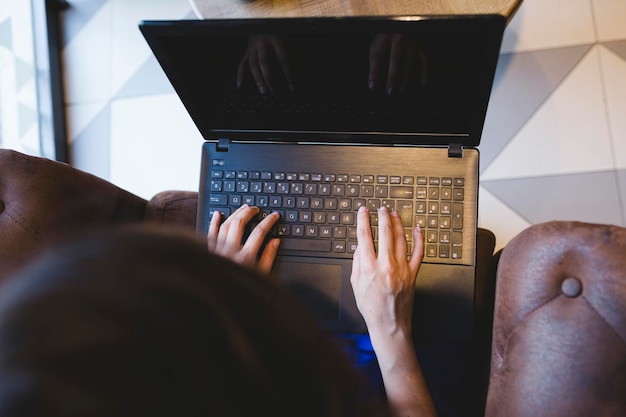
[274,261,342,322]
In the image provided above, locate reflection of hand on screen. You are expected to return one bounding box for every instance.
[237,35,294,94]
[368,33,428,95]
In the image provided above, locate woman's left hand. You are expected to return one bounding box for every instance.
[207,204,281,275]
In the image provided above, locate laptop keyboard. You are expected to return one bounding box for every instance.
[208,170,465,262]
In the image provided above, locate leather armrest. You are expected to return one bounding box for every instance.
[0,149,147,282]
[485,221,626,417]
[145,191,198,230]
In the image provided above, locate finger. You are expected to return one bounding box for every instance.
[221,206,260,253]
[408,225,424,278]
[248,51,268,94]
[217,204,249,247]
[350,244,361,285]
[271,38,294,91]
[368,35,389,90]
[207,211,222,252]
[349,245,363,309]
[391,210,407,262]
[355,206,376,257]
[376,206,394,262]
[257,44,274,93]
[241,211,280,257]
[387,34,405,94]
[236,53,248,88]
[258,238,281,275]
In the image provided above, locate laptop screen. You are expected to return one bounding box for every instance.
[140,16,505,146]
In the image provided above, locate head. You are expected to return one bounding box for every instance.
[0,226,385,417]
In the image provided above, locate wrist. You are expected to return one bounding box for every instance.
[367,319,413,348]
[369,329,415,364]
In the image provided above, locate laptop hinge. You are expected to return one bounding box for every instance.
[448,143,463,158]
[216,138,230,152]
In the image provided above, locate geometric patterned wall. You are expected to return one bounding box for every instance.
[479,0,626,248]
[0,0,42,156]
[60,0,626,250]
[62,0,199,200]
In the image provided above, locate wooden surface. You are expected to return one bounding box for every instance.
[190,0,522,22]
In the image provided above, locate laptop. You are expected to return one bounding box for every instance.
[139,15,505,339]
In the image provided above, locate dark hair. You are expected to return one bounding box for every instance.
[0,226,387,417]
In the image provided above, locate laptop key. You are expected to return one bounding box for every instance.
[390,186,413,199]
[209,194,227,205]
[397,200,413,226]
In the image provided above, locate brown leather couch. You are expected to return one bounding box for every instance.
[0,149,197,283]
[2,149,624,416]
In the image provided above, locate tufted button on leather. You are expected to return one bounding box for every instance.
[0,199,4,214]
[561,277,583,298]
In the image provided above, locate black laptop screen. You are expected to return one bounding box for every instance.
[140,16,504,146]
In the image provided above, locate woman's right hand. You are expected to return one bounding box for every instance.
[350,205,423,341]
[350,205,436,417]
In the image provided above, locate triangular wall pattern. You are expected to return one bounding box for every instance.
[477,186,531,251]
[603,39,626,60]
[62,0,109,47]
[481,45,592,171]
[0,17,11,49]
[17,102,37,138]
[618,169,626,224]
[115,56,175,99]
[14,56,33,90]
[482,45,613,180]
[600,45,626,169]
[70,105,111,179]
[482,170,624,226]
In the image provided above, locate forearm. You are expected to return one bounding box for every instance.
[371,332,437,417]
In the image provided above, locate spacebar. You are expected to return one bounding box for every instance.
[280,238,332,252]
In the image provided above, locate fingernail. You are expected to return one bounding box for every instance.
[379,206,388,212]
[258,85,266,94]
[358,205,368,213]
[391,210,399,217]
